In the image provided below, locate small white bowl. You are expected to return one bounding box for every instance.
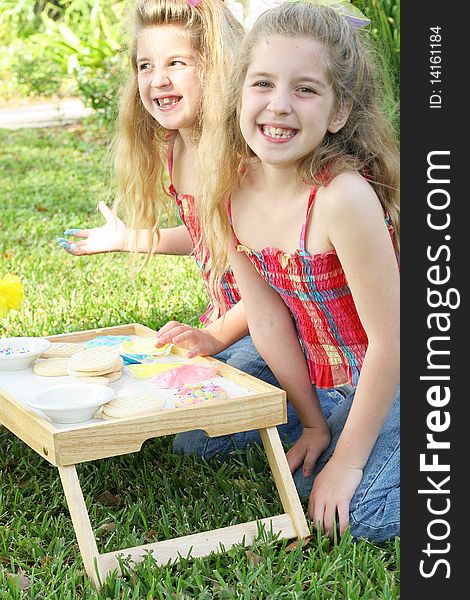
[0,337,52,371]
[29,383,115,424]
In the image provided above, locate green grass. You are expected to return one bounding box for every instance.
[0,123,400,598]
[0,123,207,337]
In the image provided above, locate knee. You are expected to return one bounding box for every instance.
[172,430,210,457]
[349,486,400,542]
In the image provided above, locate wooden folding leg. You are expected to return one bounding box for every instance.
[57,428,308,589]
[58,465,102,588]
[259,426,310,540]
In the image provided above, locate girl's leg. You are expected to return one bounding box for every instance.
[293,387,400,543]
[172,335,344,459]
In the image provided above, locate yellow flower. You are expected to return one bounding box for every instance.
[0,274,25,317]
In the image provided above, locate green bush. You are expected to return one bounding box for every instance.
[1,39,66,98]
[0,0,127,125]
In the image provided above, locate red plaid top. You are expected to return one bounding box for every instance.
[230,185,398,389]
[167,142,240,324]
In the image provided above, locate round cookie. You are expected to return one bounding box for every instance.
[33,357,70,377]
[101,394,166,419]
[174,383,227,407]
[102,369,122,383]
[71,367,122,384]
[69,348,121,375]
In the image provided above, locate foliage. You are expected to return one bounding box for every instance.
[0,0,44,43]
[357,0,400,126]
[29,0,128,123]
[0,0,127,123]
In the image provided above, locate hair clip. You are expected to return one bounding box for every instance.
[288,0,371,29]
[187,0,202,7]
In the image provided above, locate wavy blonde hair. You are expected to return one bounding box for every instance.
[110,0,243,258]
[198,2,400,309]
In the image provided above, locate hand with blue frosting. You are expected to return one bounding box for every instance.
[57,201,128,255]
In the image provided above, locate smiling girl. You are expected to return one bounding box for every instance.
[199,2,400,542]
[58,0,343,459]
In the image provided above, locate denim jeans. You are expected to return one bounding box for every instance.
[293,386,400,542]
[172,335,344,457]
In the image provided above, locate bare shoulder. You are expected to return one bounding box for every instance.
[317,171,383,221]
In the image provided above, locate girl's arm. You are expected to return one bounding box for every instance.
[308,173,400,537]
[228,237,331,475]
[155,300,249,358]
[59,201,194,256]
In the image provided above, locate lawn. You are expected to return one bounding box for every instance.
[0,123,400,598]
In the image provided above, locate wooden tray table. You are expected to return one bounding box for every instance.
[0,324,309,587]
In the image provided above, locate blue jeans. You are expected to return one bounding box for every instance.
[294,387,400,542]
[172,335,344,457]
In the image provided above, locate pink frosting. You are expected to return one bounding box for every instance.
[152,363,219,389]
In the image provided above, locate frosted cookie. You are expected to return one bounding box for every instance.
[120,338,172,356]
[33,357,70,377]
[128,362,182,379]
[69,348,122,375]
[101,394,166,419]
[40,342,85,359]
[103,369,122,383]
[174,383,227,407]
[85,335,132,349]
[152,363,219,389]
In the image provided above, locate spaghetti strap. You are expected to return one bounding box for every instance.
[167,136,175,186]
[226,197,234,226]
[299,187,318,251]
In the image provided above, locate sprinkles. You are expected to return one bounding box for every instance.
[0,346,29,356]
[174,383,227,406]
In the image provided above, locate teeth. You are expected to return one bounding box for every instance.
[157,97,179,106]
[262,125,296,139]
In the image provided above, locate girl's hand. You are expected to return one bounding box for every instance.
[57,201,128,255]
[286,425,331,478]
[308,455,363,539]
[156,321,224,358]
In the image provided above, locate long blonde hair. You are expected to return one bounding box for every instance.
[199,2,400,308]
[111,0,243,256]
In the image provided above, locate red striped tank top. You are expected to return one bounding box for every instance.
[167,141,240,324]
[230,186,398,389]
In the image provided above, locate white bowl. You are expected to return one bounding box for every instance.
[0,337,52,371]
[29,383,115,424]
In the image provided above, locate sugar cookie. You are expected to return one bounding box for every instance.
[33,357,70,377]
[69,348,121,374]
[40,342,85,359]
[174,383,227,407]
[101,394,166,419]
[70,366,122,383]
[103,369,122,383]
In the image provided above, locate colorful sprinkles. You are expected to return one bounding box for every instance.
[175,383,226,406]
[0,346,29,356]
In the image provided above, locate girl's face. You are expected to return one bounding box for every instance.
[137,25,202,132]
[240,36,344,169]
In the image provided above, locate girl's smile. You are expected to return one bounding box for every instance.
[258,124,299,142]
[137,25,202,131]
[153,95,183,110]
[240,36,345,168]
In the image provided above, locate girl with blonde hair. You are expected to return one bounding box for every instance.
[59,0,342,457]
[197,1,400,541]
